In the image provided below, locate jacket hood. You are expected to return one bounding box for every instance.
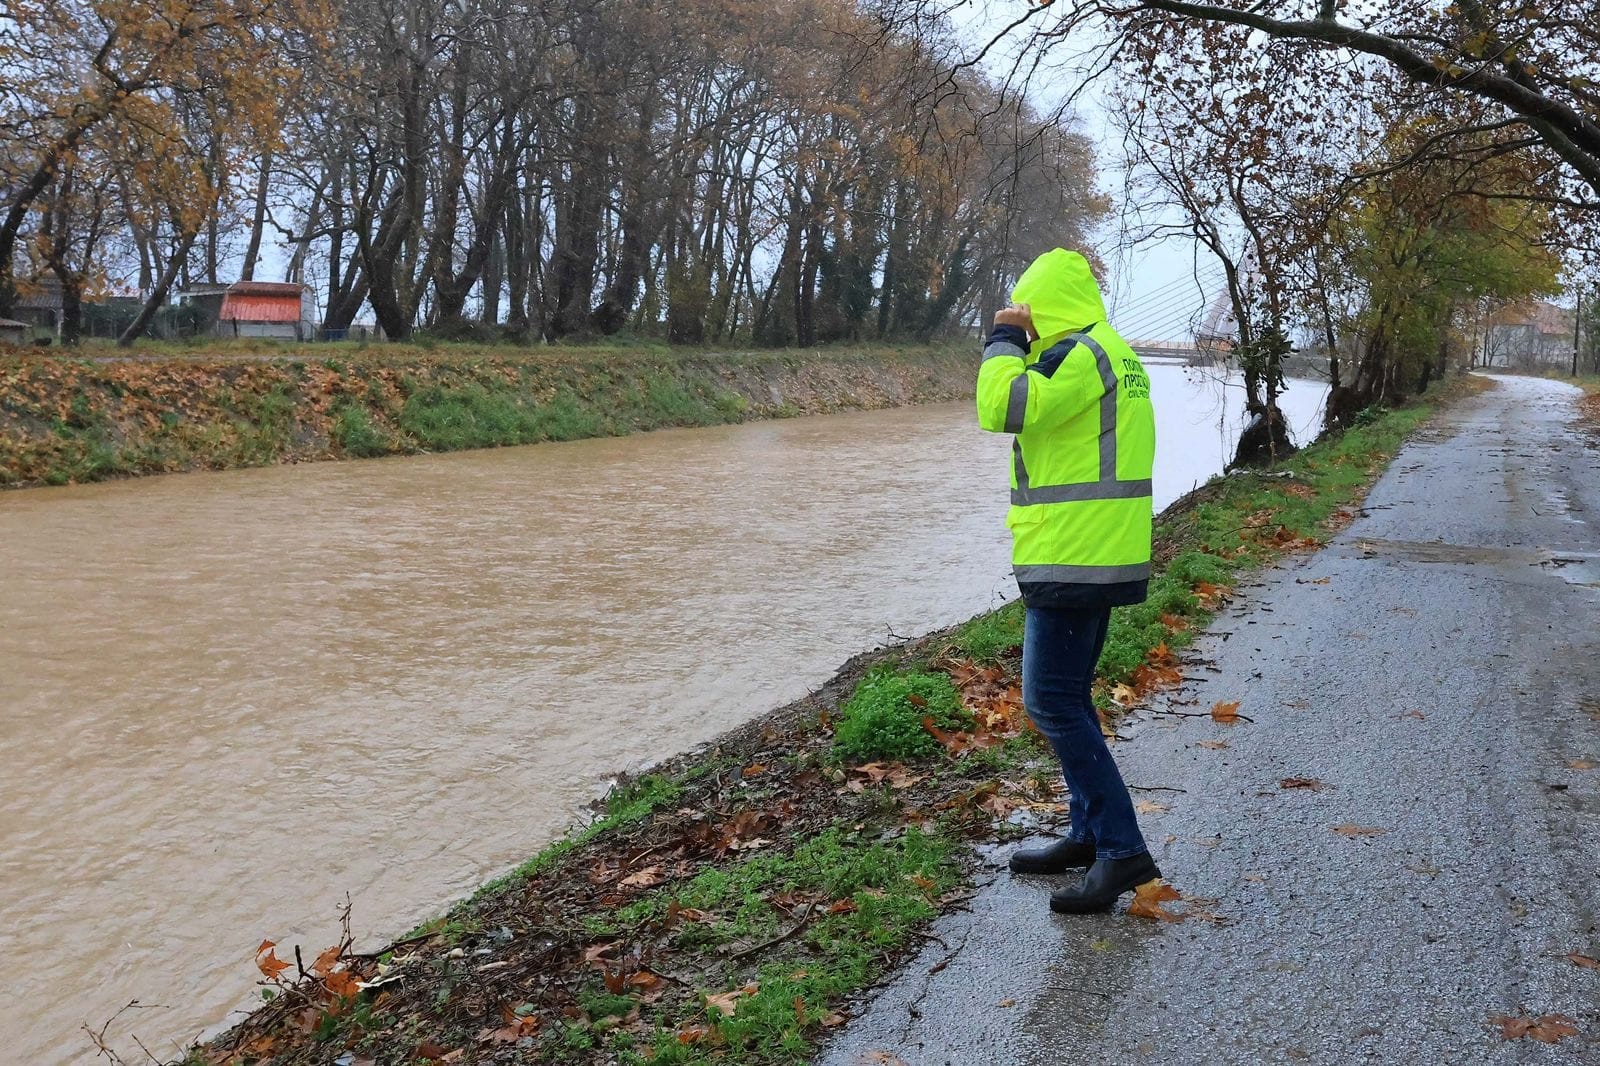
[1010,249,1107,360]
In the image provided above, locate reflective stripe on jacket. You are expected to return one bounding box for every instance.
[976,249,1155,611]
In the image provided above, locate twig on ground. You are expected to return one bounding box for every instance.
[729,901,816,961]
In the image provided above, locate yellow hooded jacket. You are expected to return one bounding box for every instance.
[976,249,1155,609]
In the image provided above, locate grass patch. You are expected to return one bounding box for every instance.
[831,668,968,762]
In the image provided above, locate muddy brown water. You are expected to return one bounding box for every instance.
[0,368,1324,1062]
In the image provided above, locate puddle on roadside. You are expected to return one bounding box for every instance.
[1537,555,1600,588]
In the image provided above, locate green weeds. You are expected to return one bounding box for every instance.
[831,668,968,762]
[629,826,959,1065]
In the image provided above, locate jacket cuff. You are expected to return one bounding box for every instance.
[986,324,1030,351]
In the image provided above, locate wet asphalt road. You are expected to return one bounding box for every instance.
[820,376,1600,1065]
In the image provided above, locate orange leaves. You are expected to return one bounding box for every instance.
[1489,1013,1580,1043]
[844,762,924,792]
[480,1003,541,1044]
[921,714,1004,756]
[1105,641,1187,711]
[913,655,1033,758]
[1210,700,1242,724]
[1331,824,1386,837]
[1564,952,1599,970]
[1192,581,1232,609]
[1126,879,1227,924]
[254,939,290,981]
[1127,880,1185,922]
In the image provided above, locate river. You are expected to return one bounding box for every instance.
[0,365,1324,1062]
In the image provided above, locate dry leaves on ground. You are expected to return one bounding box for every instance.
[704,983,759,1019]
[1211,700,1242,724]
[1332,824,1386,837]
[1279,777,1329,791]
[1489,1013,1580,1043]
[1127,880,1186,922]
[1564,952,1599,970]
[1134,800,1170,814]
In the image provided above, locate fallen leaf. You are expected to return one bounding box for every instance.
[1279,777,1328,791]
[742,763,766,777]
[1210,700,1242,724]
[1565,758,1596,770]
[310,944,342,976]
[1489,1013,1579,1043]
[620,865,665,890]
[1402,709,1427,720]
[677,1026,711,1045]
[1195,740,1229,750]
[705,982,759,1019]
[857,1054,909,1066]
[820,1010,848,1027]
[1564,952,1599,970]
[1332,824,1386,837]
[1127,879,1186,922]
[1134,800,1170,814]
[1109,682,1140,707]
[997,998,1016,1007]
[255,941,291,981]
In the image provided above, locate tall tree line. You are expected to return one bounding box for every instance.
[0,0,1107,346]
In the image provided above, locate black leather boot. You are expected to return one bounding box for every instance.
[1009,836,1096,875]
[1049,852,1161,913]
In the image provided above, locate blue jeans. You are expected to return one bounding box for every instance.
[1022,606,1149,860]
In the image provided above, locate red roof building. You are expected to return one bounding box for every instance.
[183,281,312,340]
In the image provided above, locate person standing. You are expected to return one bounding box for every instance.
[975,248,1160,913]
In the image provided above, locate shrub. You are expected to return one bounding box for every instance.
[332,403,388,457]
[832,669,968,763]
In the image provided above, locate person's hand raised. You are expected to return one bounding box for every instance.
[994,302,1038,342]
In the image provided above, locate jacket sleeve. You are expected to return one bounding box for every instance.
[977,329,1100,434]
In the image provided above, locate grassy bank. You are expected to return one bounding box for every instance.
[175,376,1484,1066]
[0,342,972,489]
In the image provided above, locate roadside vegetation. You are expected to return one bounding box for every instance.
[174,375,1485,1066]
[0,344,970,489]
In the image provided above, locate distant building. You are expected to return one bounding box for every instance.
[0,317,29,345]
[12,276,62,334]
[182,281,314,340]
[1486,301,1574,368]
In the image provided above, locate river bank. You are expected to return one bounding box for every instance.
[168,375,1485,1066]
[0,343,972,488]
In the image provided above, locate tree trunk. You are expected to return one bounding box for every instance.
[241,151,272,282]
[120,227,201,346]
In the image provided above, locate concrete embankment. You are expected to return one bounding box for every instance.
[0,344,974,488]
